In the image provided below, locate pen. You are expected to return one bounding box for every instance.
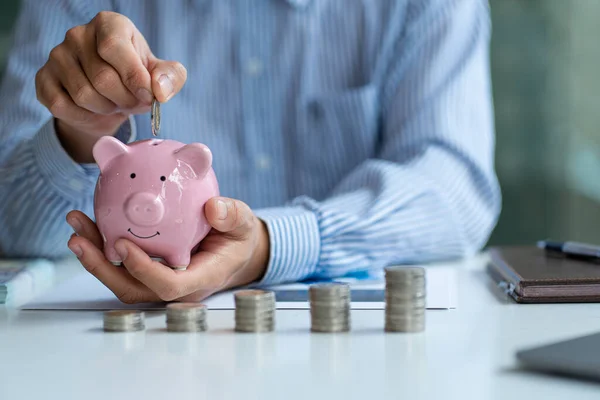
[537,240,600,260]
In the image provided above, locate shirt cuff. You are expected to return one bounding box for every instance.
[31,117,137,199]
[253,206,321,286]
[31,119,98,200]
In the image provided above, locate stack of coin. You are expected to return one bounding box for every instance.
[166,303,207,332]
[234,290,276,332]
[103,310,145,332]
[309,283,351,333]
[384,266,426,332]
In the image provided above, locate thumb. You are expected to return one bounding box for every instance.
[205,197,254,239]
[149,60,187,102]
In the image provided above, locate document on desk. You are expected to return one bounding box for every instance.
[22,266,457,310]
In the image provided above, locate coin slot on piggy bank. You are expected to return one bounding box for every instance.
[92,136,220,269]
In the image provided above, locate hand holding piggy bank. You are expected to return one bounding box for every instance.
[92,137,219,269]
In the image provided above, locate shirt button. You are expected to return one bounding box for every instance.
[255,154,271,170]
[246,58,263,77]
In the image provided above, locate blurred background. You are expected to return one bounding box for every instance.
[1,0,599,247]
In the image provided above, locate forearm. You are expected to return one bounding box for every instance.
[0,120,99,257]
[255,146,500,285]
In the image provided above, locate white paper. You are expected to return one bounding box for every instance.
[23,267,457,310]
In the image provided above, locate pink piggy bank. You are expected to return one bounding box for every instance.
[92,136,219,269]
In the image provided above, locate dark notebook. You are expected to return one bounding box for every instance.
[486,246,600,303]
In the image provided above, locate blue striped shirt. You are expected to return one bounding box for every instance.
[0,0,501,285]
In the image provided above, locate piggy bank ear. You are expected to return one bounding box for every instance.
[174,143,213,178]
[92,136,129,172]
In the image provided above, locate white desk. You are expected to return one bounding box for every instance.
[2,255,600,400]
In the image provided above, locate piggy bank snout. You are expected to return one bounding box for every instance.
[124,192,165,227]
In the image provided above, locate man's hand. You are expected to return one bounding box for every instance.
[66,197,270,303]
[35,11,187,163]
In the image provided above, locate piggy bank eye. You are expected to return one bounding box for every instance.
[160,176,166,181]
[130,173,136,179]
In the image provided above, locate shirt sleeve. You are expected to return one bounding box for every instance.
[254,0,501,285]
[0,0,130,258]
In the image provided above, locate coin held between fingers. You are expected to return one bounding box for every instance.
[151,98,161,136]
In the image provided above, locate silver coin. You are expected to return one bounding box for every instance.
[386,272,426,279]
[234,290,275,332]
[311,320,352,328]
[385,275,426,282]
[385,293,427,304]
[385,295,427,306]
[310,292,351,300]
[235,319,275,332]
[167,322,208,332]
[385,266,425,277]
[234,289,275,303]
[385,319,425,333]
[386,282,426,290]
[235,303,276,311]
[386,292,426,299]
[235,311,274,317]
[311,309,351,317]
[386,290,426,297]
[386,277,426,285]
[235,320,274,327]
[311,318,352,326]
[386,308,426,315]
[235,318,275,325]
[166,302,207,315]
[386,284,426,291]
[103,310,145,332]
[311,324,351,333]
[311,313,351,320]
[386,314,426,322]
[385,314,427,320]
[151,98,161,136]
[235,304,275,312]
[311,325,351,332]
[385,312,425,319]
[386,309,426,316]
[384,266,428,333]
[309,283,351,333]
[310,300,351,306]
[385,325,425,333]
[309,283,350,298]
[165,303,208,332]
[311,309,351,318]
[235,317,275,324]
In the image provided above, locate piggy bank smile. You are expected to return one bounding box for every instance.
[92,137,219,269]
[127,228,160,239]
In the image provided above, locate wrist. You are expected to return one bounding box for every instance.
[249,218,270,283]
[55,118,127,163]
[55,119,99,163]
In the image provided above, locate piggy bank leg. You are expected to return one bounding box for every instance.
[104,244,122,265]
[164,252,191,271]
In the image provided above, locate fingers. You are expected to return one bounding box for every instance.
[77,32,142,111]
[51,35,117,115]
[149,60,187,102]
[93,12,153,104]
[68,234,158,304]
[115,239,189,301]
[36,66,97,123]
[180,251,232,300]
[204,197,255,239]
[37,9,184,133]
[66,210,103,249]
[36,54,129,135]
